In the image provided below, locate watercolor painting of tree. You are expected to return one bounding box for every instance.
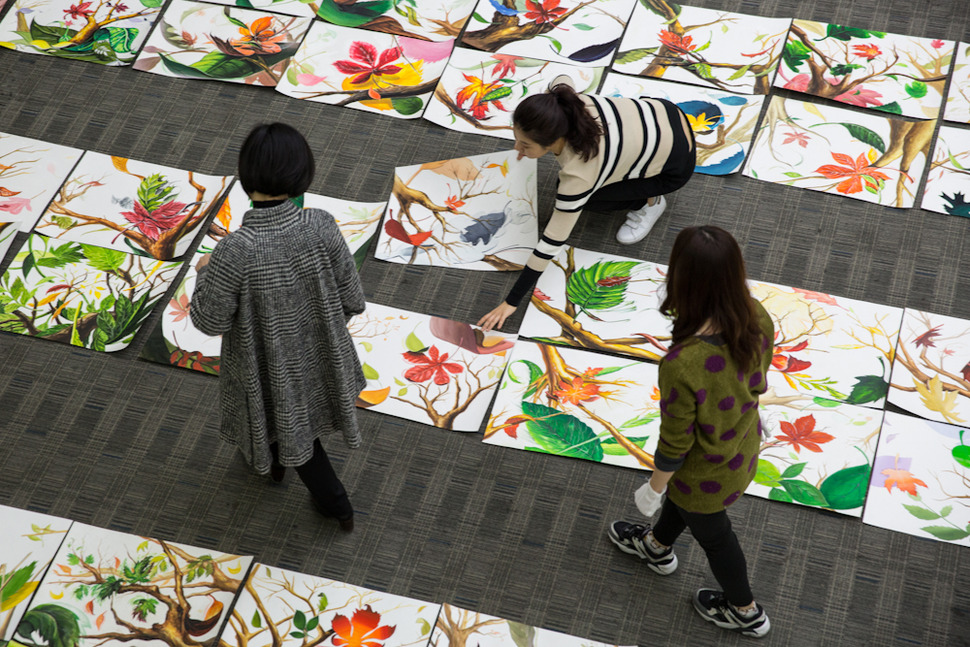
[349,302,516,431]
[274,22,453,118]
[600,72,765,175]
[943,42,970,123]
[920,125,970,217]
[611,0,790,94]
[132,0,312,87]
[459,0,637,67]
[0,0,163,65]
[201,0,317,18]
[422,47,602,139]
[13,522,253,647]
[376,150,538,270]
[34,151,230,260]
[743,96,932,209]
[0,506,72,643]
[775,20,952,119]
[862,412,970,546]
[221,563,439,647]
[315,0,478,42]
[0,132,83,233]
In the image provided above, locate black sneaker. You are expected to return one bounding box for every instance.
[692,589,770,638]
[607,521,678,575]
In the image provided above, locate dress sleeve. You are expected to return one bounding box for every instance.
[655,358,697,472]
[190,234,246,336]
[323,213,366,319]
[504,207,581,306]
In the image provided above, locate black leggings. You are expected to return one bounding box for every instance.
[652,497,753,607]
[271,440,352,518]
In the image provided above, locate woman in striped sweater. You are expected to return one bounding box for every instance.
[477,76,696,332]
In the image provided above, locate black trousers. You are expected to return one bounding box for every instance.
[271,440,352,519]
[652,497,754,607]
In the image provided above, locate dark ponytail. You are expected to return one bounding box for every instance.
[513,82,602,162]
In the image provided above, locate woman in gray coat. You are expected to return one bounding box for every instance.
[191,123,365,531]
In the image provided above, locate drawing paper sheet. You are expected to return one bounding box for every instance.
[0,506,72,642]
[0,233,182,351]
[201,0,316,18]
[315,0,478,43]
[920,124,970,216]
[944,42,970,123]
[348,301,516,432]
[776,20,952,120]
[862,411,970,546]
[887,308,970,425]
[460,0,637,67]
[423,46,603,139]
[133,0,312,87]
[274,21,454,119]
[600,72,764,175]
[0,132,84,232]
[612,4,790,94]
[484,339,660,471]
[35,151,230,260]
[0,0,164,65]
[743,95,931,209]
[748,402,883,517]
[0,222,17,260]
[224,563,441,647]
[376,149,538,270]
[18,522,253,647]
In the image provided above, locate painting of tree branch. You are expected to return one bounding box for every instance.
[459,0,636,67]
[600,72,764,175]
[376,150,538,270]
[0,132,83,233]
[348,302,516,431]
[201,0,317,19]
[862,412,970,545]
[920,124,970,217]
[943,42,970,123]
[274,21,453,118]
[0,0,163,65]
[14,522,253,647]
[0,233,182,351]
[743,96,932,209]
[748,402,882,517]
[221,563,440,647]
[775,20,952,119]
[611,0,789,95]
[0,507,72,643]
[315,0,478,42]
[422,46,602,139]
[484,339,660,471]
[132,0,312,86]
[34,151,230,260]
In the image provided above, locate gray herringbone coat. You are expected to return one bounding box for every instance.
[191,201,366,474]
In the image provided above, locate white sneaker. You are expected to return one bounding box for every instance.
[616,195,666,245]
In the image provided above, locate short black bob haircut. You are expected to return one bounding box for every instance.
[238,123,315,197]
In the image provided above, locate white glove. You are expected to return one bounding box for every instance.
[634,479,665,518]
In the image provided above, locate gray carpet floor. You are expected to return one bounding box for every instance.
[2,0,970,645]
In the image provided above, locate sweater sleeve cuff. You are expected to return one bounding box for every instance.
[505,266,542,307]
[654,451,685,472]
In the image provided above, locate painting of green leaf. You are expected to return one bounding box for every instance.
[0,132,83,233]
[863,412,970,546]
[0,0,164,65]
[944,42,970,123]
[775,20,952,119]
[484,338,660,470]
[0,506,72,643]
[743,95,932,208]
[0,233,181,351]
[132,0,312,86]
[920,125,970,216]
[221,563,440,647]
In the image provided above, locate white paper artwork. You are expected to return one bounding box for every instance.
[0,132,83,232]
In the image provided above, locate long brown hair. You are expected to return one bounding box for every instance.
[660,226,764,372]
[512,83,601,162]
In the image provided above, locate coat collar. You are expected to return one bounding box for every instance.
[241,199,302,228]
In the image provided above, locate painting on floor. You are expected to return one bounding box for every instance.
[460,0,637,67]
[0,507,72,643]
[920,125,970,217]
[349,301,516,431]
[600,73,765,175]
[13,522,253,647]
[132,0,313,86]
[376,149,538,270]
[743,95,932,209]
[201,0,317,18]
[0,222,18,260]
[749,402,883,517]
[776,20,952,120]
[34,151,230,260]
[944,42,970,123]
[274,21,453,119]
[0,233,182,351]
[484,339,660,471]
[422,46,603,139]
[0,0,163,65]
[611,1,790,94]
[223,563,440,647]
[315,0,478,42]
[862,411,970,546]
[0,132,84,233]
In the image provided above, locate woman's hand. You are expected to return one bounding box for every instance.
[477,302,517,332]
